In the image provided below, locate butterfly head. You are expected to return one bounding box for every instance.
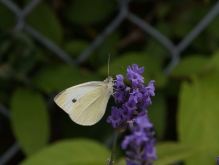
[104,76,114,84]
[104,76,114,95]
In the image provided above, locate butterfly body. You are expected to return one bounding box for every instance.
[54,76,114,125]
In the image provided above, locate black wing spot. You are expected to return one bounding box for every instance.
[72,98,77,103]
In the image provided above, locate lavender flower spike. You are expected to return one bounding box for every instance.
[107,63,155,130]
[107,63,157,165]
[122,117,157,165]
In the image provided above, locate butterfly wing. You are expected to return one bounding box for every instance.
[54,81,105,114]
[68,85,111,125]
[54,77,114,126]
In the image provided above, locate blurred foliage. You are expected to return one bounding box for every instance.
[26,1,64,44]
[11,88,49,156]
[1,0,219,165]
[20,139,110,165]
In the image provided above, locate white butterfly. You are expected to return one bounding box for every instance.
[54,76,114,126]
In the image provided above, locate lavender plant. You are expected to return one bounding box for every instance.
[107,64,157,165]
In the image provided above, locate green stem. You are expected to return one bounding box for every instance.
[109,131,119,165]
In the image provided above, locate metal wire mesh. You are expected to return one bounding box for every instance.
[1,0,219,164]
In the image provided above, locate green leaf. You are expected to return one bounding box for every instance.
[116,142,202,164]
[171,55,208,77]
[115,158,126,165]
[206,13,219,38]
[156,4,171,20]
[26,1,63,44]
[145,25,171,64]
[147,93,167,139]
[192,35,212,52]
[33,65,102,94]
[64,40,89,57]
[96,32,119,58]
[144,37,169,64]
[205,49,219,71]
[0,3,14,30]
[155,142,203,165]
[11,88,50,156]
[0,77,12,104]
[20,139,110,165]
[171,7,194,38]
[99,52,167,88]
[172,6,210,38]
[66,0,116,24]
[89,32,119,68]
[172,21,194,38]
[178,71,219,164]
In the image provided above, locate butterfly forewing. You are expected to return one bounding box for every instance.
[69,85,111,125]
[54,82,105,113]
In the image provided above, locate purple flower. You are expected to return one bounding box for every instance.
[107,63,156,165]
[107,64,155,130]
[106,107,121,128]
[132,64,145,75]
[217,156,219,165]
[120,106,132,120]
[114,89,125,103]
[122,117,157,165]
[146,80,156,96]
[125,100,137,112]
[129,89,142,103]
[126,64,144,86]
[126,159,138,165]
[114,75,125,88]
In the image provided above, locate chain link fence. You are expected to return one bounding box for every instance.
[1,0,219,164]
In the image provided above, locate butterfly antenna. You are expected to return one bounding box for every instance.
[108,54,110,77]
[110,67,123,77]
